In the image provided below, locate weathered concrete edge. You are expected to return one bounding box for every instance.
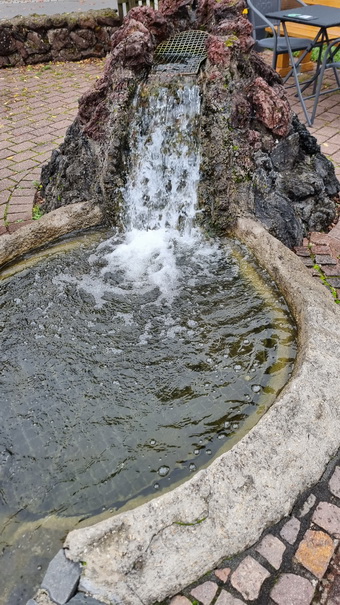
[60,217,340,605]
[0,201,104,268]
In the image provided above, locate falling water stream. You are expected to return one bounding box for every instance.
[0,83,297,603]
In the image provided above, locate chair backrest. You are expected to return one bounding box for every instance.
[247,0,281,39]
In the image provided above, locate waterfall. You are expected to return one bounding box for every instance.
[100,84,212,299]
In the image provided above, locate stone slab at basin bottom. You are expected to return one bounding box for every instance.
[48,216,340,605]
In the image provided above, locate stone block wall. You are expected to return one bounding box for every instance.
[0,9,121,68]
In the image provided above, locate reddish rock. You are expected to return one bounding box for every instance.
[214,16,255,52]
[248,77,292,136]
[206,34,231,66]
[127,6,172,43]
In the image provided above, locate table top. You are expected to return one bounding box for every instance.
[266,4,340,27]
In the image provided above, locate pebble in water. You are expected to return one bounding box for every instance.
[158,465,170,477]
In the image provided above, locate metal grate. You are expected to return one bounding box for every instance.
[153,30,209,75]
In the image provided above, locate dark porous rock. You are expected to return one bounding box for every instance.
[24,30,50,55]
[271,133,300,171]
[254,191,304,248]
[39,0,340,248]
[70,29,96,49]
[0,28,16,55]
[41,549,80,605]
[47,28,72,51]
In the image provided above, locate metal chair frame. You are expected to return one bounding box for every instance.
[246,0,312,70]
[310,37,340,122]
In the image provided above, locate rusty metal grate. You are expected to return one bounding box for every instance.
[153,30,209,75]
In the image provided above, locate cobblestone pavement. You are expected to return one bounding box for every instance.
[0,54,340,605]
[165,451,340,605]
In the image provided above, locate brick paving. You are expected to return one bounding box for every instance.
[0,58,105,235]
[0,45,339,605]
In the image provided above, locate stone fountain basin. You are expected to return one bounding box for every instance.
[1,207,339,605]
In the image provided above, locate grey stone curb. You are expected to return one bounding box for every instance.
[52,218,340,605]
[41,549,81,605]
[0,201,104,268]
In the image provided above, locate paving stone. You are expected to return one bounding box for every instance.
[315,255,337,266]
[329,467,340,498]
[280,516,301,544]
[41,549,80,605]
[214,567,231,583]
[328,237,340,258]
[312,502,340,538]
[310,232,331,245]
[215,590,245,605]
[298,494,317,518]
[301,257,314,267]
[190,581,218,605]
[327,573,340,605]
[294,247,310,256]
[328,277,340,288]
[169,597,192,605]
[270,574,315,605]
[322,264,340,276]
[295,529,335,579]
[310,244,331,255]
[255,534,286,569]
[68,595,103,605]
[230,556,270,601]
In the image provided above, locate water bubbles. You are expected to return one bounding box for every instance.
[153,483,160,490]
[252,385,261,393]
[206,449,212,455]
[234,365,242,371]
[158,465,170,477]
[150,439,156,446]
[194,449,200,455]
[189,463,196,472]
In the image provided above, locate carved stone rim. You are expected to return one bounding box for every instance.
[60,217,340,605]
